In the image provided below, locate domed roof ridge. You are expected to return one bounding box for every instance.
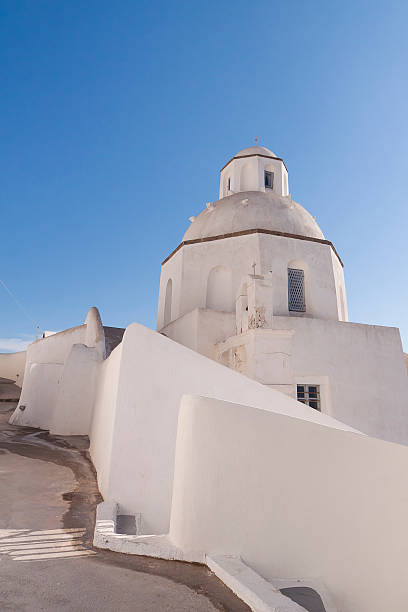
[234,145,277,158]
[183,191,324,242]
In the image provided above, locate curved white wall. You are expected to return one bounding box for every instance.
[170,394,408,612]
[10,307,107,432]
[0,351,26,386]
[89,322,358,535]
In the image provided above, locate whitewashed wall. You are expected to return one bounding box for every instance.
[273,316,408,444]
[0,351,26,386]
[89,344,123,495]
[169,395,408,612]
[89,323,359,535]
[158,234,345,331]
[10,307,106,432]
[219,154,288,198]
[10,325,87,428]
[50,344,100,435]
[161,308,235,359]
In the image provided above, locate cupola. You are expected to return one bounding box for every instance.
[219,145,289,199]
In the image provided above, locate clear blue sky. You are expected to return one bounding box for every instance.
[1,0,407,352]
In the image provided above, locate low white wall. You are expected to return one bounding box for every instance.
[170,395,408,612]
[51,344,100,435]
[89,344,122,496]
[0,351,27,386]
[10,325,87,429]
[12,362,63,428]
[90,323,359,535]
[10,307,106,432]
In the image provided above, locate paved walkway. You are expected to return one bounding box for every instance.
[0,409,249,611]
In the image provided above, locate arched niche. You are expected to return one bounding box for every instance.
[164,278,173,326]
[206,265,233,312]
[240,163,252,192]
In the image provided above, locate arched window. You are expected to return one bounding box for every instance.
[206,265,233,312]
[164,278,173,326]
[288,268,306,312]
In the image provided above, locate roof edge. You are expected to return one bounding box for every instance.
[162,228,343,267]
[220,153,288,173]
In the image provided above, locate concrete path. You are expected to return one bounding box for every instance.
[0,410,249,611]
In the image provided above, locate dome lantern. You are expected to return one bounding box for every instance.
[219,145,289,199]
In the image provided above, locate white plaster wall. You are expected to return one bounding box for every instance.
[9,325,86,429]
[9,307,106,432]
[219,156,288,198]
[91,323,359,535]
[165,310,408,444]
[162,308,235,359]
[272,316,408,444]
[158,234,344,331]
[330,249,348,321]
[11,362,63,428]
[157,248,183,330]
[180,235,259,318]
[23,325,86,364]
[0,351,26,386]
[51,344,100,435]
[170,395,408,612]
[89,344,122,495]
[160,309,199,353]
[258,233,340,319]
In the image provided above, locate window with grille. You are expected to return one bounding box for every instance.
[297,385,320,411]
[288,268,305,312]
[264,170,274,189]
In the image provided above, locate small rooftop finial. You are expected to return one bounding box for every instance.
[254,136,258,145]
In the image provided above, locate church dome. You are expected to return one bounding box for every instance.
[183,191,325,241]
[230,145,278,159]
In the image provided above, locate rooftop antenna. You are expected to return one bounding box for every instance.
[254,136,258,145]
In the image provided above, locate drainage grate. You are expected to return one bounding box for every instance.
[116,515,137,535]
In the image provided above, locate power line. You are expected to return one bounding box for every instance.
[0,278,38,328]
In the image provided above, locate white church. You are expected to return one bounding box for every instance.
[1,145,408,612]
[157,145,408,444]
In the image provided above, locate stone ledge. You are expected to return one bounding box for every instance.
[93,500,202,562]
[93,502,336,612]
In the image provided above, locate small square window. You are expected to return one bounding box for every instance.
[264,171,274,189]
[297,384,321,411]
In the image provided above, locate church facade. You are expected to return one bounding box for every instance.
[157,145,408,444]
[2,145,408,611]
